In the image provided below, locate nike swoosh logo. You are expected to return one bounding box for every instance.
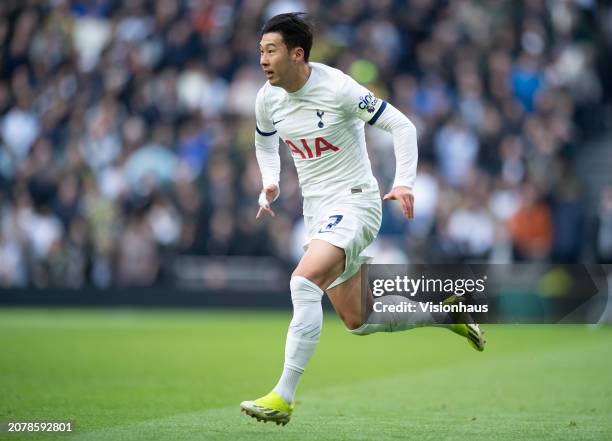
[272,119,284,125]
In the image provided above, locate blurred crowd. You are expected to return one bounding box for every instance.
[0,0,611,289]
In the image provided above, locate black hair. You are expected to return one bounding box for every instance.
[261,12,313,62]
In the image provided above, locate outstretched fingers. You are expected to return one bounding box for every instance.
[402,193,414,219]
[256,206,275,219]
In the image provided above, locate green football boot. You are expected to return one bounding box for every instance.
[240,391,293,426]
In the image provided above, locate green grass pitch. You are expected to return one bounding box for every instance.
[1,308,611,441]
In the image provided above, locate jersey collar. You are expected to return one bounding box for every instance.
[287,63,314,98]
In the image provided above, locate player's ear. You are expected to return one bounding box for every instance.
[292,47,304,63]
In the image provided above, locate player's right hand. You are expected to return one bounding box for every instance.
[256,184,280,219]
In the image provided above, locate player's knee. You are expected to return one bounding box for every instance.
[291,269,328,291]
[290,276,324,304]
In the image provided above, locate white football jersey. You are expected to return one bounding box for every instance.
[255,62,386,199]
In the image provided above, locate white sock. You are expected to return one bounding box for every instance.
[273,276,323,404]
[350,295,447,336]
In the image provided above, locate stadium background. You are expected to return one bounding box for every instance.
[1,1,612,440]
[0,0,611,293]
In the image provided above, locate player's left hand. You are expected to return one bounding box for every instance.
[383,186,414,220]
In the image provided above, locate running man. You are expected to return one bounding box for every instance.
[240,13,485,426]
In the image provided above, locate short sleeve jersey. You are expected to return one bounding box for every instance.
[255,62,387,198]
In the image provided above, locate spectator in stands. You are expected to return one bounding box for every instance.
[510,182,553,261]
[595,185,612,264]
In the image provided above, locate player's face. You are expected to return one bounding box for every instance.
[259,32,294,87]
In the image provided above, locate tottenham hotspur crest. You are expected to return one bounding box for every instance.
[316,110,324,128]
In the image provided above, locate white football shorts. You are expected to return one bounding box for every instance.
[302,188,382,289]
